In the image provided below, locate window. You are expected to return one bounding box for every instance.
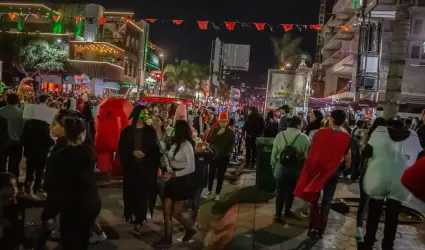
[413,19,423,34]
[411,45,421,59]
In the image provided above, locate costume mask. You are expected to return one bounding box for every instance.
[139,109,149,123]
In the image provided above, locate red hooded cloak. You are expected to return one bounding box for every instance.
[401,156,425,203]
[294,128,350,203]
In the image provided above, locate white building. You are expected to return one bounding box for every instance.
[321,0,425,107]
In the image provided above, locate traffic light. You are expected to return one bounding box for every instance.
[154,73,162,79]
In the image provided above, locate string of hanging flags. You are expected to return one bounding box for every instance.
[142,19,354,32]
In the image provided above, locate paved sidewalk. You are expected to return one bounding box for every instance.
[23,172,425,250]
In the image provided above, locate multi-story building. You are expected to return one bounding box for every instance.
[0,2,163,97]
[320,0,425,111]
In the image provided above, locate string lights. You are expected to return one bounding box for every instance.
[73,43,123,56]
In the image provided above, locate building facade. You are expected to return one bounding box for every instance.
[320,0,425,110]
[0,2,163,97]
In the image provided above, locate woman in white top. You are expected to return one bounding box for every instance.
[154,120,197,248]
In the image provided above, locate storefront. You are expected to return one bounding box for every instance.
[42,82,62,93]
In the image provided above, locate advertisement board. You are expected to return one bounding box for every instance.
[222,43,250,71]
[265,69,309,109]
[379,58,425,94]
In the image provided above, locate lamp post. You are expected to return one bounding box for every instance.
[159,52,164,96]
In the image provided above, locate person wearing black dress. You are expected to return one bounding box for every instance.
[56,117,101,250]
[118,105,161,234]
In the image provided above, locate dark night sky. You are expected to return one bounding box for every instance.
[50,0,324,86]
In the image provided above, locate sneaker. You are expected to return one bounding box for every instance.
[153,236,173,247]
[355,226,364,241]
[181,228,197,242]
[300,210,309,218]
[202,191,212,199]
[89,231,107,244]
[51,230,61,239]
[214,195,220,201]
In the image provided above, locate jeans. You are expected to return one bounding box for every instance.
[191,188,203,221]
[0,144,22,178]
[309,170,339,233]
[245,134,257,167]
[208,155,229,194]
[275,171,298,218]
[25,156,47,192]
[363,198,401,250]
[357,168,368,227]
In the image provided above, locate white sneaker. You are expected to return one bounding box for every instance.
[50,230,61,239]
[202,191,212,199]
[355,226,364,241]
[214,195,220,201]
[89,231,107,244]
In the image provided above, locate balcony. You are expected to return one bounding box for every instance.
[68,41,125,81]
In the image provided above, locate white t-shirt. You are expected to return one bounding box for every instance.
[167,141,195,177]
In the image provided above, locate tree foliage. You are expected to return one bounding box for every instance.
[271,33,311,70]
[163,60,210,91]
[15,39,68,77]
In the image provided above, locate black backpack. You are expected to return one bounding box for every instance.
[280,133,301,166]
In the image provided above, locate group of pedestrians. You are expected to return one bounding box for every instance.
[268,106,424,250]
[0,92,106,250]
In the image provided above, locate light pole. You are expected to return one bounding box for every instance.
[159,52,164,96]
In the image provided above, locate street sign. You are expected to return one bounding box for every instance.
[352,0,362,9]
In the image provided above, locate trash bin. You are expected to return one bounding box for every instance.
[255,137,276,193]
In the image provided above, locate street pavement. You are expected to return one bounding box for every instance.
[22,171,425,250]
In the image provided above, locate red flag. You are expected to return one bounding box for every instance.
[254,23,265,31]
[31,14,39,19]
[146,18,156,23]
[52,15,61,22]
[310,25,322,31]
[172,20,184,25]
[75,16,82,24]
[340,25,350,31]
[224,21,236,30]
[98,17,106,25]
[8,12,16,21]
[197,20,208,30]
[282,24,293,32]
[124,18,132,24]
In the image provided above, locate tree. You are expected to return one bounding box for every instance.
[163,60,199,93]
[14,39,68,80]
[271,33,311,70]
[383,0,412,118]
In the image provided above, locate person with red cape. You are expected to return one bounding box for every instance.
[294,110,351,238]
[401,153,425,202]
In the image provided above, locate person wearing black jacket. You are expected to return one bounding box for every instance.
[243,107,264,168]
[56,117,101,250]
[118,105,161,234]
[0,117,8,174]
[21,95,55,195]
[263,110,278,138]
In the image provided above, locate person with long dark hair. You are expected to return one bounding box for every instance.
[118,105,161,234]
[154,120,197,247]
[305,110,324,142]
[263,110,278,137]
[55,117,101,250]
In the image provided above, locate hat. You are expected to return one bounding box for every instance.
[218,112,229,121]
[173,104,187,124]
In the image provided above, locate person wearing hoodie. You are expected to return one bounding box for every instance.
[205,112,235,201]
[271,116,310,223]
[361,118,422,250]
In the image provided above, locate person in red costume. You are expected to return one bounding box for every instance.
[94,98,133,175]
[401,153,425,202]
[294,109,351,239]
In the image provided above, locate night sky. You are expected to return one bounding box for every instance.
[51,0,324,86]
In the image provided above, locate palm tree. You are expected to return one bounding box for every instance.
[383,0,411,118]
[217,83,231,102]
[271,33,311,70]
[163,60,196,93]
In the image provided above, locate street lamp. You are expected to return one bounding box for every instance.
[159,52,164,96]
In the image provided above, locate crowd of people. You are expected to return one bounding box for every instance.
[2,87,425,250]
